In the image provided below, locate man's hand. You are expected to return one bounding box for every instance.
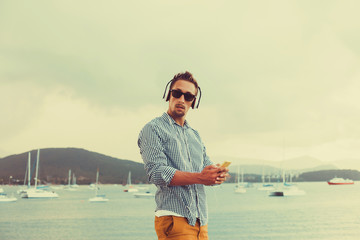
[199,165,230,185]
[214,164,231,185]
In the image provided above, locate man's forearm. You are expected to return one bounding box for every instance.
[169,165,229,186]
[169,170,202,186]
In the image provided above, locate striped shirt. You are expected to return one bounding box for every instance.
[137,112,213,226]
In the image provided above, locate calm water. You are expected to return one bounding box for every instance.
[1,182,359,240]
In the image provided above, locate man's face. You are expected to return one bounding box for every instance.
[168,80,197,119]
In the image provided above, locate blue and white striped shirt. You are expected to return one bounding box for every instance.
[138,112,213,226]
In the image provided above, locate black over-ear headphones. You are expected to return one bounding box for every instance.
[162,79,202,109]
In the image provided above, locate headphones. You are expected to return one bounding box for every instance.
[162,79,202,109]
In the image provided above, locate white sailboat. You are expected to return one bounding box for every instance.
[17,152,32,195]
[234,166,246,194]
[64,169,77,191]
[72,173,79,188]
[22,149,59,199]
[258,167,275,191]
[269,171,305,197]
[123,171,138,192]
[89,168,109,202]
[269,171,285,197]
[282,172,306,196]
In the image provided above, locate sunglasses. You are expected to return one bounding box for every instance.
[170,89,196,101]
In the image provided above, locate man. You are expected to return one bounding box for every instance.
[138,71,229,240]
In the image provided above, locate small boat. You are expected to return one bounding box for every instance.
[269,191,284,197]
[89,168,109,202]
[123,171,139,192]
[133,192,155,198]
[258,184,275,191]
[283,185,306,196]
[0,193,17,202]
[234,166,246,194]
[63,170,77,191]
[328,177,354,185]
[89,194,109,202]
[17,152,32,195]
[23,188,59,199]
[258,167,275,191]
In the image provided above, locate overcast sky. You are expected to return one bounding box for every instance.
[1,0,360,164]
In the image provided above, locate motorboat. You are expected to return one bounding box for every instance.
[89,194,109,202]
[269,191,284,197]
[0,193,17,202]
[22,188,59,198]
[133,192,155,198]
[328,177,354,185]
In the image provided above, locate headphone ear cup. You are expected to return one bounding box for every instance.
[166,91,171,102]
[191,100,195,109]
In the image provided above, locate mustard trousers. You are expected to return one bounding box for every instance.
[155,216,209,240]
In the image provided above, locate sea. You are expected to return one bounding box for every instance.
[1,182,359,240]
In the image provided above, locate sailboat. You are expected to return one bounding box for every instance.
[269,170,305,196]
[72,173,79,188]
[234,166,246,194]
[22,149,59,199]
[269,170,285,197]
[89,168,109,202]
[257,167,274,191]
[64,169,77,191]
[282,172,306,196]
[17,152,32,195]
[123,171,139,192]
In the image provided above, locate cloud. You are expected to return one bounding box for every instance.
[0,84,166,160]
[1,1,360,163]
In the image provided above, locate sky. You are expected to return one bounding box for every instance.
[1,0,360,164]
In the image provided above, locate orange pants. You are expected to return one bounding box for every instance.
[155,216,208,240]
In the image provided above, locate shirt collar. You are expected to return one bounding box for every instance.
[162,112,190,129]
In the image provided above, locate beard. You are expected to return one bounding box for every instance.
[168,104,186,118]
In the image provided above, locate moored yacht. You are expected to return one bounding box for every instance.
[21,149,59,199]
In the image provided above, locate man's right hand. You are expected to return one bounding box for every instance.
[199,165,229,185]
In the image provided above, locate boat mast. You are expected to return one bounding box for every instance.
[27,152,31,188]
[95,168,99,196]
[68,169,71,188]
[128,171,132,185]
[34,149,40,189]
[237,166,240,186]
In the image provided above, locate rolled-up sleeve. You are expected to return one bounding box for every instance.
[138,123,176,186]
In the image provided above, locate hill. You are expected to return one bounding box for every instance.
[0,148,147,185]
[215,155,338,174]
[296,169,360,182]
[1,148,359,185]
[226,169,360,183]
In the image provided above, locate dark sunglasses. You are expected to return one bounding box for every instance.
[170,89,196,101]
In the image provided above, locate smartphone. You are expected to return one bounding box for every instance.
[220,161,231,168]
